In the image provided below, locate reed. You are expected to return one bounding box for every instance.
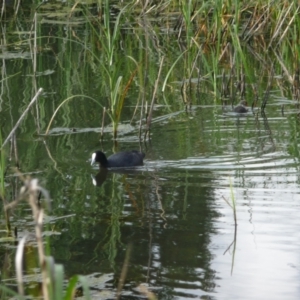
[7,0,298,135]
[1,88,43,150]
[229,179,237,227]
[85,0,137,139]
[0,131,12,235]
[0,130,4,201]
[145,56,165,139]
[222,179,237,227]
[44,95,102,135]
[222,179,237,274]
[2,176,91,300]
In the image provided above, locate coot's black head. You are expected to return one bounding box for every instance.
[91,151,109,168]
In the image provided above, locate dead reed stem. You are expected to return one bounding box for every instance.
[8,177,51,300]
[261,68,274,111]
[145,56,165,140]
[15,236,27,296]
[0,0,4,19]
[116,244,132,300]
[33,13,37,75]
[101,107,106,139]
[1,88,43,149]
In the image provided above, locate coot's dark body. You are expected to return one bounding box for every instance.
[233,100,248,113]
[91,150,145,168]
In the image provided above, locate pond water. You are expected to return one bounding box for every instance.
[3,103,300,300]
[1,1,300,300]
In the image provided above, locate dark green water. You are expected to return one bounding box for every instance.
[1,1,300,299]
[2,104,300,299]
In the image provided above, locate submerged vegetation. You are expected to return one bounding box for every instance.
[1,0,300,298]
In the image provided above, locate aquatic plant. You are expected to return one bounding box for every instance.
[1,176,91,300]
[222,179,237,227]
[84,0,138,139]
[222,179,237,275]
[12,0,298,136]
[0,149,12,235]
[0,131,4,201]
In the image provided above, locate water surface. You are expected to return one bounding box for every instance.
[3,104,299,299]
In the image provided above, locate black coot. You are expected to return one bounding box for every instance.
[91,150,145,168]
[233,100,248,113]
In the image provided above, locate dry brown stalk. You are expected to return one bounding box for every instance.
[1,88,43,149]
[144,56,165,140]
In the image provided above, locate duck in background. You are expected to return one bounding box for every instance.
[233,100,248,113]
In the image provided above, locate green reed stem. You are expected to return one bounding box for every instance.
[0,131,11,234]
[229,178,237,226]
[45,95,103,135]
[0,130,4,200]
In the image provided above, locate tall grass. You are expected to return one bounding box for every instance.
[12,0,298,139]
[89,0,138,139]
